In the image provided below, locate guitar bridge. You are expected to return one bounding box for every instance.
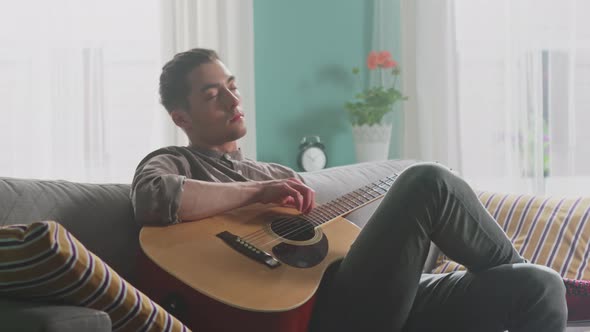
[216,231,281,269]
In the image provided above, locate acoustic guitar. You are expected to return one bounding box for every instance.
[138,174,398,332]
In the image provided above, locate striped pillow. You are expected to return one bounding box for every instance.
[0,221,190,332]
[432,192,590,280]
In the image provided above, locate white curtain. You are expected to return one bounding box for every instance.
[400,0,461,170]
[159,0,257,159]
[0,0,256,183]
[402,0,590,196]
[371,0,406,158]
[0,0,164,183]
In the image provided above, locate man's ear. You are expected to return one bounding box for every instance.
[170,110,191,130]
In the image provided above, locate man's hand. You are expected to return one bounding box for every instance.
[176,177,316,222]
[257,178,316,214]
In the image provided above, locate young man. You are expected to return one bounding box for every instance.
[131,48,567,332]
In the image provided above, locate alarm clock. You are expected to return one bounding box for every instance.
[297,136,327,172]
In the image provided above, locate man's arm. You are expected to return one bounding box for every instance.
[178,177,315,222]
[131,152,315,225]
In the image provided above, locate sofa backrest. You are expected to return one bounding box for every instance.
[300,159,440,272]
[0,177,140,283]
[0,159,435,284]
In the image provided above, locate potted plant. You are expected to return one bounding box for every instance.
[345,50,407,162]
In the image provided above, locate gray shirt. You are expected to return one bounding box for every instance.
[131,146,302,225]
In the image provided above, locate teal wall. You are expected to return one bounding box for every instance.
[253,0,401,170]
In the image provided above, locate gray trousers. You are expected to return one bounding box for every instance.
[309,162,567,332]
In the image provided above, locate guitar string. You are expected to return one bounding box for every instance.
[238,175,398,249]
[239,177,398,248]
[242,177,397,247]
[250,175,399,249]
[241,175,398,245]
[240,187,378,245]
[254,185,389,250]
[238,194,360,244]
[237,187,371,244]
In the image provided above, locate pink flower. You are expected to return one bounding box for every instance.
[367,50,398,69]
[376,51,392,66]
[381,59,398,68]
[367,51,379,70]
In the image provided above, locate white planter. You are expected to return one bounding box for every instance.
[352,123,392,163]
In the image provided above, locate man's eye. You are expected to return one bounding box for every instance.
[206,94,217,100]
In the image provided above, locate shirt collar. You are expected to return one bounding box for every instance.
[187,145,244,161]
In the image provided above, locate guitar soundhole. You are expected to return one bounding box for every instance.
[270,216,316,241]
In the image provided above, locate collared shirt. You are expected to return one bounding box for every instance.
[131,146,302,225]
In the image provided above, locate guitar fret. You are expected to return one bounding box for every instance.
[306,174,399,226]
[342,193,359,208]
[315,208,332,222]
[356,188,373,200]
[323,203,338,215]
[305,214,322,225]
[351,191,370,202]
[321,204,335,218]
[330,202,342,216]
[337,197,356,209]
[335,199,350,213]
[331,201,348,214]
[368,188,380,197]
[326,206,338,219]
[373,187,387,195]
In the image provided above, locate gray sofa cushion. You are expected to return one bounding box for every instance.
[0,299,111,332]
[0,178,139,283]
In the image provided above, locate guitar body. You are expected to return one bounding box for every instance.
[138,203,361,332]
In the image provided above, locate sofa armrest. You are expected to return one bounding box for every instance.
[0,298,111,332]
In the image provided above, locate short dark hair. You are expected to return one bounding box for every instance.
[159,48,220,112]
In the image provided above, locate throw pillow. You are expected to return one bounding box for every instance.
[432,192,590,280]
[0,221,190,332]
[564,278,590,321]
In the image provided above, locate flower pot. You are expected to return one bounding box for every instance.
[351,123,392,163]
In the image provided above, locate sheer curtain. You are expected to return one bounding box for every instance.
[402,0,590,196]
[400,0,461,171]
[0,0,256,183]
[0,0,163,183]
[371,0,406,158]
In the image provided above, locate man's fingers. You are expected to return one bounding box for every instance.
[286,178,315,213]
[282,183,304,212]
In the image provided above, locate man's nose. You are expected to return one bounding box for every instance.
[220,88,240,109]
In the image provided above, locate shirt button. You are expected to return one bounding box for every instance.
[237,170,243,175]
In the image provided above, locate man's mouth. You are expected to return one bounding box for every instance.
[230,112,244,122]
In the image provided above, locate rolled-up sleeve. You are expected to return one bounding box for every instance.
[131,153,191,226]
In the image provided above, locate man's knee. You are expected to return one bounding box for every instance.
[512,264,567,318]
[396,162,452,194]
[402,162,450,180]
[396,162,452,192]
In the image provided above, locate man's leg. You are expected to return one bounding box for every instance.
[403,265,566,332]
[310,162,565,331]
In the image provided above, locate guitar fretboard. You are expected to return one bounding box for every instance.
[301,174,399,226]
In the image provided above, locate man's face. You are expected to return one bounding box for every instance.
[177,59,246,148]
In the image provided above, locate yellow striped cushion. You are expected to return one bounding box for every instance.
[432,192,590,279]
[0,221,190,332]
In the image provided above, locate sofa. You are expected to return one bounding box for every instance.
[0,159,588,331]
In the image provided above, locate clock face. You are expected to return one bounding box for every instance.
[301,146,327,172]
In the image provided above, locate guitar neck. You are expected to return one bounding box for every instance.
[302,173,399,226]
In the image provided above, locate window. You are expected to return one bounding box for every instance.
[453,0,590,195]
[0,0,171,183]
